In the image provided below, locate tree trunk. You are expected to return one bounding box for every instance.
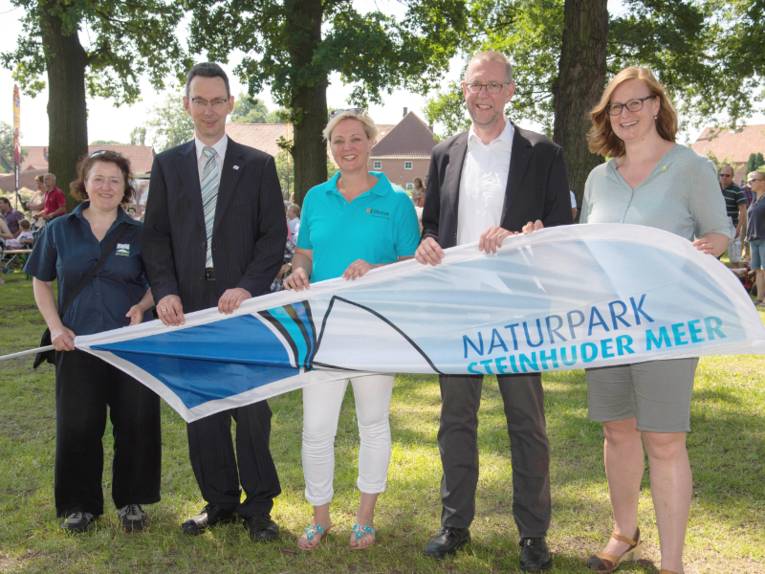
[552,0,608,218]
[285,0,328,206]
[39,1,88,209]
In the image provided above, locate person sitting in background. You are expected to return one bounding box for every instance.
[0,215,12,242]
[3,219,35,249]
[745,170,765,308]
[24,150,161,534]
[28,173,67,222]
[0,197,23,236]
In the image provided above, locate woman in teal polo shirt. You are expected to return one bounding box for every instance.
[284,110,420,550]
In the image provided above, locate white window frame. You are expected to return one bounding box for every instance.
[373,160,382,169]
[404,161,413,170]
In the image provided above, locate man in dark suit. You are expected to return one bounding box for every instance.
[142,62,286,541]
[416,51,572,572]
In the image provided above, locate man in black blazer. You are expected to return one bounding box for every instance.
[142,63,286,541]
[416,51,572,572]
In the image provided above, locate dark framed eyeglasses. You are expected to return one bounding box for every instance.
[606,95,656,116]
[463,81,510,94]
[719,172,733,178]
[190,96,229,110]
[330,107,365,118]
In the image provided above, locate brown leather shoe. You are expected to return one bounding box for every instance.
[586,528,640,573]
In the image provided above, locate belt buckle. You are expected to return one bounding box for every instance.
[204,267,215,281]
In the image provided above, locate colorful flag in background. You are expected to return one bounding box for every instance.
[76,223,765,422]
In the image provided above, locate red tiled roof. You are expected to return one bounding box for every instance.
[371,112,435,158]
[226,123,293,157]
[20,144,155,175]
[690,124,765,164]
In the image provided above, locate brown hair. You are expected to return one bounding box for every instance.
[587,67,677,158]
[70,150,135,204]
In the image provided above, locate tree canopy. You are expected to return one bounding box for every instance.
[424,0,763,200]
[187,0,467,203]
[1,0,188,202]
[426,0,763,135]
[147,95,194,153]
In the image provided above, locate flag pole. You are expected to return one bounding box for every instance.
[0,345,54,362]
[12,84,22,209]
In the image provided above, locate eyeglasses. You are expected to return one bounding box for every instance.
[719,173,733,178]
[330,107,365,118]
[748,178,765,184]
[606,95,656,116]
[190,97,229,110]
[463,81,510,94]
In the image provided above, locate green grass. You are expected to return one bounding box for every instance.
[1,271,763,573]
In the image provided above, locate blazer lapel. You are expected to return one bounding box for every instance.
[213,139,244,234]
[443,133,468,244]
[179,142,205,231]
[502,124,532,225]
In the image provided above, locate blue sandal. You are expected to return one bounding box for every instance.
[351,523,376,549]
[298,523,329,550]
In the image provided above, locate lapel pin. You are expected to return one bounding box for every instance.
[233,165,240,170]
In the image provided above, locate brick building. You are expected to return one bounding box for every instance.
[368,111,436,190]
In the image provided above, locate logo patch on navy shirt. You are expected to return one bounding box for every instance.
[366,207,390,219]
[116,243,131,257]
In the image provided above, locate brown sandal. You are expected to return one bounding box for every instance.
[586,528,641,573]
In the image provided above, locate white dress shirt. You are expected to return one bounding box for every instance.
[456,120,514,245]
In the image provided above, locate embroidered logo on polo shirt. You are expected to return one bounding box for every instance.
[366,207,390,219]
[116,243,131,256]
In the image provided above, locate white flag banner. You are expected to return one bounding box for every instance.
[73,223,765,422]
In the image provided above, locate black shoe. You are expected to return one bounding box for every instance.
[181,504,237,535]
[62,510,95,533]
[423,527,470,559]
[243,514,280,542]
[118,504,147,532]
[519,537,553,572]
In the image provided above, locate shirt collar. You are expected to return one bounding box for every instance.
[325,171,392,198]
[194,134,228,162]
[468,119,514,149]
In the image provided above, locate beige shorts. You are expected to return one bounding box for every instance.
[586,358,698,432]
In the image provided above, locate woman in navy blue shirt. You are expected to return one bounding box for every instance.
[25,151,161,533]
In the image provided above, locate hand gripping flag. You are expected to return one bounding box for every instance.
[75,223,765,422]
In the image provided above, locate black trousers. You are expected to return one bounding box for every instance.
[55,350,161,517]
[187,402,281,518]
[438,373,551,537]
[185,280,281,518]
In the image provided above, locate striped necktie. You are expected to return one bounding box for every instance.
[201,146,219,267]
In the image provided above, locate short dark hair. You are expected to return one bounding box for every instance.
[0,197,10,207]
[70,150,135,205]
[185,62,231,97]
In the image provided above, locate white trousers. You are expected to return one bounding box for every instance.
[301,373,393,506]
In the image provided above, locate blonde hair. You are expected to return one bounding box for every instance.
[322,110,378,142]
[587,67,677,158]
